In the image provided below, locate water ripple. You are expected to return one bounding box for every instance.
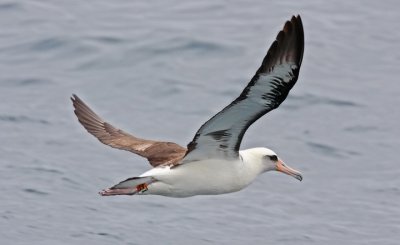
[88,231,123,241]
[344,125,378,133]
[148,38,228,55]
[32,167,63,175]
[0,115,50,125]
[87,36,126,45]
[23,188,49,196]
[3,77,53,87]
[30,37,68,52]
[307,142,346,158]
[0,2,21,11]
[287,93,361,110]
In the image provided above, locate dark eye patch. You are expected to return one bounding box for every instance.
[269,155,278,161]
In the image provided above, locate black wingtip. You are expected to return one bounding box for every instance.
[292,14,301,22]
[71,94,78,102]
[256,15,304,76]
[293,15,305,66]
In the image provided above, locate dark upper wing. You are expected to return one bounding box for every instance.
[71,94,187,167]
[183,15,304,162]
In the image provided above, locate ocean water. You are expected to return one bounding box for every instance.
[1,0,399,244]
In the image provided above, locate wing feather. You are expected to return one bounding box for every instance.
[183,15,304,162]
[71,94,186,167]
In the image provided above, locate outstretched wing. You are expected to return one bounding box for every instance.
[71,95,186,167]
[183,15,304,162]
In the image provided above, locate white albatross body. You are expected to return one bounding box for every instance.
[71,15,305,198]
[140,159,246,197]
[139,149,267,197]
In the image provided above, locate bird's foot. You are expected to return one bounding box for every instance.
[99,182,149,196]
[99,188,137,196]
[135,183,148,193]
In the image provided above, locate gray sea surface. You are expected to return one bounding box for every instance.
[1,0,399,244]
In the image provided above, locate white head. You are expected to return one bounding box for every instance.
[241,147,302,181]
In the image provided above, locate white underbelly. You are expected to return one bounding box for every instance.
[140,159,251,197]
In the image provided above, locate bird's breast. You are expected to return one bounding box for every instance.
[145,159,256,196]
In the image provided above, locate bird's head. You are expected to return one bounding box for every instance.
[243,147,303,181]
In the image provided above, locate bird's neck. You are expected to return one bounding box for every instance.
[238,149,267,180]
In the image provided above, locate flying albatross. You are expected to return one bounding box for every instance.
[72,15,304,198]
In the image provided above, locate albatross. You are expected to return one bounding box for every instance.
[72,15,304,198]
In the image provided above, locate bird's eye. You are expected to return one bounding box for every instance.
[269,155,278,161]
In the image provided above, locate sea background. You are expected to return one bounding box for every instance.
[1,0,399,244]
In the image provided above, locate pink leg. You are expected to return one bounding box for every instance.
[99,180,153,196]
[99,188,138,196]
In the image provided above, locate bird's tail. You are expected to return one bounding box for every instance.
[99,176,156,196]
